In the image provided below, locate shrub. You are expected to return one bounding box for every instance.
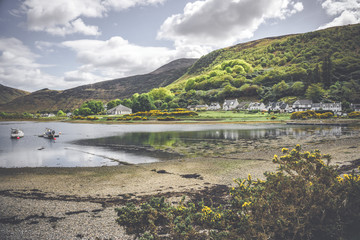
[115,145,360,239]
[270,116,277,120]
[86,116,98,120]
[348,111,360,118]
[157,116,176,121]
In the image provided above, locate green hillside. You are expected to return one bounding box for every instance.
[165,24,360,108]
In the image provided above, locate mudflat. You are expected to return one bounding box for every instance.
[1,126,359,239]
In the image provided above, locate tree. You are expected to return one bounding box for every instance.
[185,79,195,92]
[57,110,66,117]
[135,93,156,112]
[291,81,305,96]
[77,100,104,116]
[305,83,325,102]
[272,80,289,98]
[149,88,174,101]
[322,55,332,88]
[107,99,121,109]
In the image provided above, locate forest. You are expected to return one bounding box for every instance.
[92,24,360,114]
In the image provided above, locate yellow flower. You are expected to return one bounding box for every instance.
[308,181,313,186]
[247,174,252,182]
[242,202,252,208]
[282,148,289,153]
[337,176,344,183]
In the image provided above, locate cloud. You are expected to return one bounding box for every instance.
[157,0,304,47]
[20,0,167,36]
[318,0,360,29]
[0,38,62,91]
[62,36,178,82]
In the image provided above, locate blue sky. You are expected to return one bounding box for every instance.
[0,0,359,91]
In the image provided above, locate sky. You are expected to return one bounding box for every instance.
[0,0,359,92]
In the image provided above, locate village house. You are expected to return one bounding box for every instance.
[208,102,221,111]
[266,102,290,113]
[187,104,209,111]
[195,105,209,111]
[107,104,132,115]
[351,103,360,112]
[311,102,342,113]
[236,102,250,110]
[248,102,266,111]
[223,99,239,111]
[292,100,313,112]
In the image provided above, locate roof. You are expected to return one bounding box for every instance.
[294,100,313,105]
[224,99,238,105]
[108,104,131,112]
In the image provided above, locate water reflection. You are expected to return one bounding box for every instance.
[0,121,358,168]
[74,126,352,151]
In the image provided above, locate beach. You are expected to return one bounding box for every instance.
[1,124,359,239]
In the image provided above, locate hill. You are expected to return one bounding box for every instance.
[0,84,29,105]
[166,24,360,108]
[0,58,197,113]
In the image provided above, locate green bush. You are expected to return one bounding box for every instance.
[115,145,360,239]
[157,116,176,121]
[348,111,360,118]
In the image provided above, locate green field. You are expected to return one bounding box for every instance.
[196,111,291,122]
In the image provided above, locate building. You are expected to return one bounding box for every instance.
[292,100,313,112]
[266,102,289,112]
[310,102,342,113]
[107,104,132,115]
[248,102,266,111]
[208,102,221,111]
[350,103,360,112]
[236,102,250,110]
[223,99,239,111]
[195,105,209,111]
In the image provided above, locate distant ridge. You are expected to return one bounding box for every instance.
[0,84,29,105]
[0,58,197,113]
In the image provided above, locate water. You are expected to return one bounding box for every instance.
[0,121,357,168]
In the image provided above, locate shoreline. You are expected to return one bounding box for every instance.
[1,124,360,239]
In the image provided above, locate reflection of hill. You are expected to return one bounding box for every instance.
[75,126,348,147]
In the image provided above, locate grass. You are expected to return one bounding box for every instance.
[196,111,291,122]
[11,111,290,123]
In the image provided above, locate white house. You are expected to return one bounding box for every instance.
[351,103,360,112]
[195,105,209,111]
[311,102,342,113]
[107,104,132,115]
[266,102,290,112]
[223,99,239,111]
[292,100,313,112]
[248,102,266,111]
[208,102,221,111]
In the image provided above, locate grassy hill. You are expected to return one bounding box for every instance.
[0,58,197,113]
[166,24,360,107]
[0,84,29,105]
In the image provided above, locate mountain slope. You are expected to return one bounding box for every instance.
[0,84,29,104]
[0,58,197,113]
[167,24,360,106]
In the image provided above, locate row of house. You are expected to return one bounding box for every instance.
[188,99,360,114]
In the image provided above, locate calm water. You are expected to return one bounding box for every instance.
[0,121,356,168]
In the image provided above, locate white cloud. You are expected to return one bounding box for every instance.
[62,36,177,82]
[103,0,166,11]
[157,0,304,47]
[318,0,360,29]
[0,38,62,91]
[20,0,167,36]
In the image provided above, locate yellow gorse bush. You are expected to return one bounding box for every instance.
[116,145,360,240]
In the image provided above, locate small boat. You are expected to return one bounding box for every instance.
[42,128,59,139]
[11,128,24,139]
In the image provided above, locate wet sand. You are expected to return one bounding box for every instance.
[1,126,360,239]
